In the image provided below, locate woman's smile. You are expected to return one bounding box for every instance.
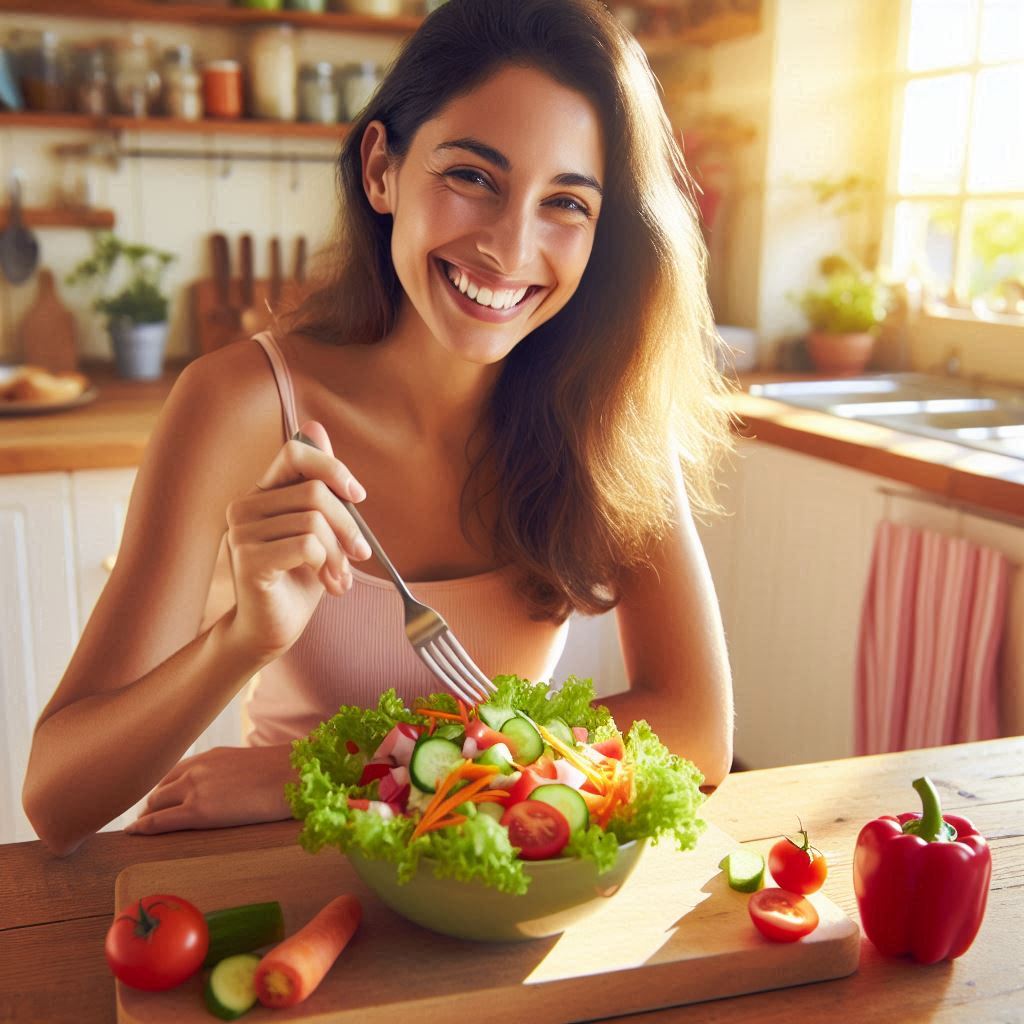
[437,258,542,322]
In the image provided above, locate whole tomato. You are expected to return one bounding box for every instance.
[768,821,828,894]
[105,894,209,991]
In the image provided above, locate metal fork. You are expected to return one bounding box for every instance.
[292,430,497,705]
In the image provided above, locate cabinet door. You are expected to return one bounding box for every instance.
[0,473,79,844]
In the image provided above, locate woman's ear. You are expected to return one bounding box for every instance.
[361,121,394,215]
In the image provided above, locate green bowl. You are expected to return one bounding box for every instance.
[347,839,647,942]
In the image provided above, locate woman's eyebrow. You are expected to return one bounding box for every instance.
[436,137,603,196]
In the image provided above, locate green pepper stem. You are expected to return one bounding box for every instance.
[902,776,956,843]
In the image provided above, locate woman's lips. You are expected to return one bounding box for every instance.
[437,259,539,323]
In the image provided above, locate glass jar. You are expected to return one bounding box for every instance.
[202,59,243,119]
[340,61,380,121]
[298,61,339,124]
[73,44,111,117]
[161,44,203,120]
[113,33,161,118]
[16,30,71,112]
[247,24,297,121]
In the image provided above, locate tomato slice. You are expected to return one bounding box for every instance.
[503,767,548,806]
[500,801,570,860]
[591,738,625,760]
[464,719,508,750]
[748,888,820,943]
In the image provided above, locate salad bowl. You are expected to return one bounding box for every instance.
[347,838,647,942]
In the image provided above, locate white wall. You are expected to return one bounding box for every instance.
[0,13,403,364]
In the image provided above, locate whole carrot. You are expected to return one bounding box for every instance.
[254,894,362,1008]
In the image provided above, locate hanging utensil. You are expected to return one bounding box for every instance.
[293,234,307,287]
[239,233,261,335]
[0,170,40,285]
[268,235,282,314]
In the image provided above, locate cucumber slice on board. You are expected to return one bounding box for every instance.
[203,901,285,968]
[529,783,589,833]
[501,715,544,764]
[205,953,260,1020]
[719,850,766,892]
[409,736,464,793]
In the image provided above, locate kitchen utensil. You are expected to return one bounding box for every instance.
[269,235,282,309]
[294,428,496,704]
[203,232,239,347]
[0,171,40,285]
[293,233,306,286]
[238,233,260,335]
[113,825,859,1023]
[15,267,78,372]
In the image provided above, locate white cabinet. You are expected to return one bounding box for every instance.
[0,467,246,844]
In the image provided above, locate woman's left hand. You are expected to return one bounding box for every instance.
[124,744,293,835]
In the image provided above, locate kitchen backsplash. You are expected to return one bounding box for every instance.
[0,12,402,366]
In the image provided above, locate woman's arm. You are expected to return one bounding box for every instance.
[605,456,733,788]
[22,344,367,855]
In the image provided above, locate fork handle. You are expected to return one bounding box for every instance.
[292,430,416,602]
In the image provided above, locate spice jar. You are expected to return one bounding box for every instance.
[161,44,202,120]
[113,33,161,118]
[298,61,339,124]
[202,60,243,119]
[247,25,297,121]
[73,44,111,117]
[16,30,71,112]
[340,61,380,121]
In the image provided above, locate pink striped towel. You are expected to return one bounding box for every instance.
[856,520,1010,755]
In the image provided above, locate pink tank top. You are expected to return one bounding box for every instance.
[243,333,570,746]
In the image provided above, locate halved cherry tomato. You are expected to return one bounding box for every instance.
[748,888,819,943]
[464,719,508,749]
[768,824,828,894]
[105,894,209,991]
[592,738,625,760]
[500,801,571,860]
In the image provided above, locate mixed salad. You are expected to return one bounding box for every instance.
[286,676,706,894]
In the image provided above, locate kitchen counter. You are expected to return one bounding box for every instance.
[2,364,1022,520]
[2,738,1021,1022]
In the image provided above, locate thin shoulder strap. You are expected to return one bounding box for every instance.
[251,331,298,442]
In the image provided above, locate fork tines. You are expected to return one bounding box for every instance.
[418,631,496,705]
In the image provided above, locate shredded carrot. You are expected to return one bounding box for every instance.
[416,813,468,835]
[410,762,502,841]
[414,708,465,722]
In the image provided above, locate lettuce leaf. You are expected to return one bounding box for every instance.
[286,680,706,894]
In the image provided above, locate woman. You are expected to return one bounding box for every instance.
[23,0,734,856]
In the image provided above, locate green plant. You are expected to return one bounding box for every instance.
[792,252,890,335]
[66,232,176,325]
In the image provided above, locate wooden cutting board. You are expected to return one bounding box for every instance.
[16,267,79,372]
[114,825,859,1024]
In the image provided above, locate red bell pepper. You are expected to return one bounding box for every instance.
[853,776,991,964]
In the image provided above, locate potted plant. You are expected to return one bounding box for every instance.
[66,232,177,380]
[792,252,891,375]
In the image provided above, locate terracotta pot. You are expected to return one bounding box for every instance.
[806,330,876,376]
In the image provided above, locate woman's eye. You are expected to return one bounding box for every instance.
[549,196,593,219]
[445,168,493,190]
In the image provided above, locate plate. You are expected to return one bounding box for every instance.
[0,364,98,416]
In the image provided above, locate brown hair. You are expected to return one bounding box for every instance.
[289,0,733,622]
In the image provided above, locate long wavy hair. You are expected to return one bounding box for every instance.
[288,0,732,622]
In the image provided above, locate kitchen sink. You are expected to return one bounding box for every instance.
[748,373,1024,460]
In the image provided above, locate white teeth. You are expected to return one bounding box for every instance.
[444,262,528,310]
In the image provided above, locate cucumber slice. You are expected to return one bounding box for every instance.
[409,736,464,793]
[204,953,260,1020]
[529,783,589,833]
[719,850,766,892]
[474,743,514,772]
[501,714,544,764]
[542,716,575,747]
[477,703,514,730]
[203,901,285,968]
[476,801,504,822]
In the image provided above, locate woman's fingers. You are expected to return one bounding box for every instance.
[255,433,366,503]
[230,510,351,581]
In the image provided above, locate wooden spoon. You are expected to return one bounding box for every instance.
[239,234,261,335]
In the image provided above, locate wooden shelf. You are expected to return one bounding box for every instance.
[0,111,349,140]
[0,0,422,35]
[0,206,115,229]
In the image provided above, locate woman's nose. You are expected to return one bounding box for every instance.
[474,201,535,274]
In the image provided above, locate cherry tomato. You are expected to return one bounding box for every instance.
[591,737,625,760]
[748,888,820,943]
[464,719,509,750]
[768,823,828,894]
[105,894,209,991]
[500,801,570,860]
[532,754,558,779]
[503,767,549,806]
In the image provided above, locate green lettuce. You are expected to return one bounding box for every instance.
[286,680,705,894]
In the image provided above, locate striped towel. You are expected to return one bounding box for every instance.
[856,520,1010,755]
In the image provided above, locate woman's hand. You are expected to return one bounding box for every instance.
[225,419,372,659]
[124,744,295,834]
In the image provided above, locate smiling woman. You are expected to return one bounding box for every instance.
[22,0,735,856]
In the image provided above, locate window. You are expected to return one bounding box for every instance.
[885,0,1024,321]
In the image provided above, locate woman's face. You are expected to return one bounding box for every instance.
[364,64,606,366]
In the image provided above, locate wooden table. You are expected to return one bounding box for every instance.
[2,738,1021,1023]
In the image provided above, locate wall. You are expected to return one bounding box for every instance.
[0,13,403,364]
